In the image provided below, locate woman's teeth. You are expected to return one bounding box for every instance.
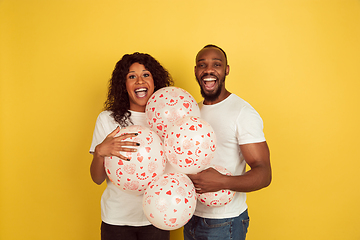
[135,88,147,97]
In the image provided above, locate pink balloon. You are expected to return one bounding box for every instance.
[197,165,236,207]
[145,87,200,140]
[142,173,197,230]
[164,116,216,174]
[104,125,166,195]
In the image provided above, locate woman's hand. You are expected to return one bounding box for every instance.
[95,126,139,161]
[90,126,140,185]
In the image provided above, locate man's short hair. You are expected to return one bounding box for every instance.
[203,44,228,64]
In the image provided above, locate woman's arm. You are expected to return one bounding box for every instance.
[90,126,139,185]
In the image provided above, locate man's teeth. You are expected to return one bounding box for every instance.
[203,77,217,81]
[202,77,216,88]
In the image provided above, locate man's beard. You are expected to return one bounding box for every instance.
[198,75,225,102]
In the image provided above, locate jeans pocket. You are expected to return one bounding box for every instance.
[203,218,233,228]
[242,217,250,235]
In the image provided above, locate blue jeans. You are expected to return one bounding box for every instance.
[183,209,249,240]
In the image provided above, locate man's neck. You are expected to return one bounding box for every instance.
[203,90,231,105]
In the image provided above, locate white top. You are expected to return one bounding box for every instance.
[195,94,266,219]
[89,110,151,226]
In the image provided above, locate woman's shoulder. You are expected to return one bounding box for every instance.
[97,110,112,118]
[96,110,116,125]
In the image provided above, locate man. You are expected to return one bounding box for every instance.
[185,45,272,240]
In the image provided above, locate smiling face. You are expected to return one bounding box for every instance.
[195,47,230,104]
[126,62,155,112]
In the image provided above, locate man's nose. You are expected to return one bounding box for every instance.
[204,66,215,74]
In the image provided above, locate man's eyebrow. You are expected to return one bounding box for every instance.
[197,58,223,62]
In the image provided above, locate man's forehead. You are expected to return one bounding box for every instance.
[196,47,226,62]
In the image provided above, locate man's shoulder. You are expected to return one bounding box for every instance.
[228,94,256,110]
[228,93,247,104]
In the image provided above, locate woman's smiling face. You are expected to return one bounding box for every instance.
[126,62,155,112]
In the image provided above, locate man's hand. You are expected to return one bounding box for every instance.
[188,142,271,194]
[188,167,227,194]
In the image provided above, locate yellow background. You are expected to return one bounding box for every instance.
[1,0,360,239]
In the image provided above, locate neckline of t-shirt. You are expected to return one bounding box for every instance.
[129,110,145,116]
[201,93,234,107]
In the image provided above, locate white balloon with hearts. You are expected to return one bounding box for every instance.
[145,87,201,140]
[197,165,236,207]
[164,116,216,174]
[142,172,197,230]
[104,125,166,195]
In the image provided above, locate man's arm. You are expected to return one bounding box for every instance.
[188,141,271,194]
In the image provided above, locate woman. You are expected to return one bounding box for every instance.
[89,52,173,240]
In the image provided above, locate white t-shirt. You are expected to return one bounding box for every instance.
[89,110,151,226]
[194,94,266,219]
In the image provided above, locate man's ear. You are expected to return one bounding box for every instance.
[226,65,230,76]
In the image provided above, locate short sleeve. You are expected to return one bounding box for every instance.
[236,105,266,145]
[89,112,118,153]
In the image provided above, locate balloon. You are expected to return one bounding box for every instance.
[145,87,201,140]
[142,172,197,230]
[164,116,216,174]
[197,165,236,207]
[104,125,166,195]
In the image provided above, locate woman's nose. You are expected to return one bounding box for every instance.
[136,76,145,84]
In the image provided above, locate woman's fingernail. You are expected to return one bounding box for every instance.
[126,158,130,161]
[135,133,139,136]
[136,143,140,146]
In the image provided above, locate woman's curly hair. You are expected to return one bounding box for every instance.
[104,52,173,127]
